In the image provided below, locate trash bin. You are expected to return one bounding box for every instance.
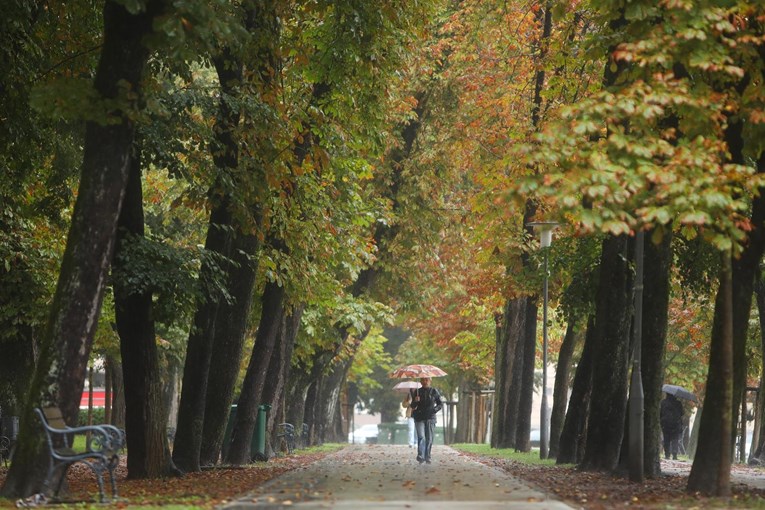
[223,405,270,462]
[251,404,271,460]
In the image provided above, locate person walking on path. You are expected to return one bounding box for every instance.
[660,392,684,460]
[402,392,417,448]
[410,376,442,464]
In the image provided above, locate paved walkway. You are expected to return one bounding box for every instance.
[222,444,574,510]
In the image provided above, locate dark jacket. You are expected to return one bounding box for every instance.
[660,394,684,434]
[411,387,443,421]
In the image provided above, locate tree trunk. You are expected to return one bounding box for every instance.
[687,252,733,496]
[581,235,634,472]
[549,317,580,458]
[316,357,354,443]
[226,279,286,465]
[729,145,765,445]
[264,306,303,455]
[641,229,672,478]
[516,297,538,451]
[110,357,126,429]
[172,47,243,471]
[113,140,175,478]
[491,298,526,448]
[113,141,178,479]
[557,315,595,464]
[199,231,261,466]
[304,379,321,444]
[750,273,765,462]
[1,0,162,497]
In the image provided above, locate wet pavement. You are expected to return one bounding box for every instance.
[221,444,574,510]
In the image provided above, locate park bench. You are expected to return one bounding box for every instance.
[276,423,295,454]
[0,435,10,467]
[35,407,125,502]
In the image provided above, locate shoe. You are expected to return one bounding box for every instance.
[425,459,432,464]
[417,456,424,464]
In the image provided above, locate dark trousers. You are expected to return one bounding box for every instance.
[662,428,680,459]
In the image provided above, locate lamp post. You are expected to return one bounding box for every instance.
[527,221,558,459]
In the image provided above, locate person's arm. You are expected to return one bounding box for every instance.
[433,389,443,414]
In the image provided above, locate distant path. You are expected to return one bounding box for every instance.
[222,444,574,509]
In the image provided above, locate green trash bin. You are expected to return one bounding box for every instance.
[251,404,271,460]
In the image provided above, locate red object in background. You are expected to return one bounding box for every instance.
[80,389,106,408]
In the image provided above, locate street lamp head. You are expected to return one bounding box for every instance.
[526,221,559,248]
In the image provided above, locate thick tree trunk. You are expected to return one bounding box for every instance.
[581,235,634,472]
[729,146,765,443]
[171,199,232,472]
[516,298,538,451]
[688,253,733,496]
[113,141,178,479]
[264,306,303,454]
[549,317,580,458]
[316,357,354,443]
[557,315,595,464]
[641,229,672,478]
[199,231,261,466]
[172,48,243,472]
[491,298,526,448]
[226,279,285,465]
[750,274,765,462]
[1,0,162,498]
[304,379,321,444]
[173,40,256,473]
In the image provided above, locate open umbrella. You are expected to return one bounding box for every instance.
[662,384,697,403]
[389,364,447,378]
[393,381,421,392]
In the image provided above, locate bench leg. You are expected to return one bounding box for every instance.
[107,455,120,498]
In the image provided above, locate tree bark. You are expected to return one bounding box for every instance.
[688,252,733,496]
[549,317,580,458]
[750,273,765,463]
[199,231,261,465]
[172,49,244,472]
[226,279,286,465]
[581,235,634,471]
[264,306,303,454]
[516,297,538,451]
[1,0,163,497]
[491,298,526,448]
[641,229,672,478]
[113,145,178,478]
[110,357,126,429]
[557,315,595,464]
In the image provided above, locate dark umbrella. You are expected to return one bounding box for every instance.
[662,384,697,403]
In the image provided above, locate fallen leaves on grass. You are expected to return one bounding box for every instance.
[0,451,331,509]
[459,452,765,509]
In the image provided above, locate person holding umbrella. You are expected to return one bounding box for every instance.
[409,377,443,464]
[660,392,684,460]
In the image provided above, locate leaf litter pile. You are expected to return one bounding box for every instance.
[0,450,330,509]
[461,453,765,509]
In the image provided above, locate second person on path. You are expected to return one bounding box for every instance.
[410,377,443,464]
